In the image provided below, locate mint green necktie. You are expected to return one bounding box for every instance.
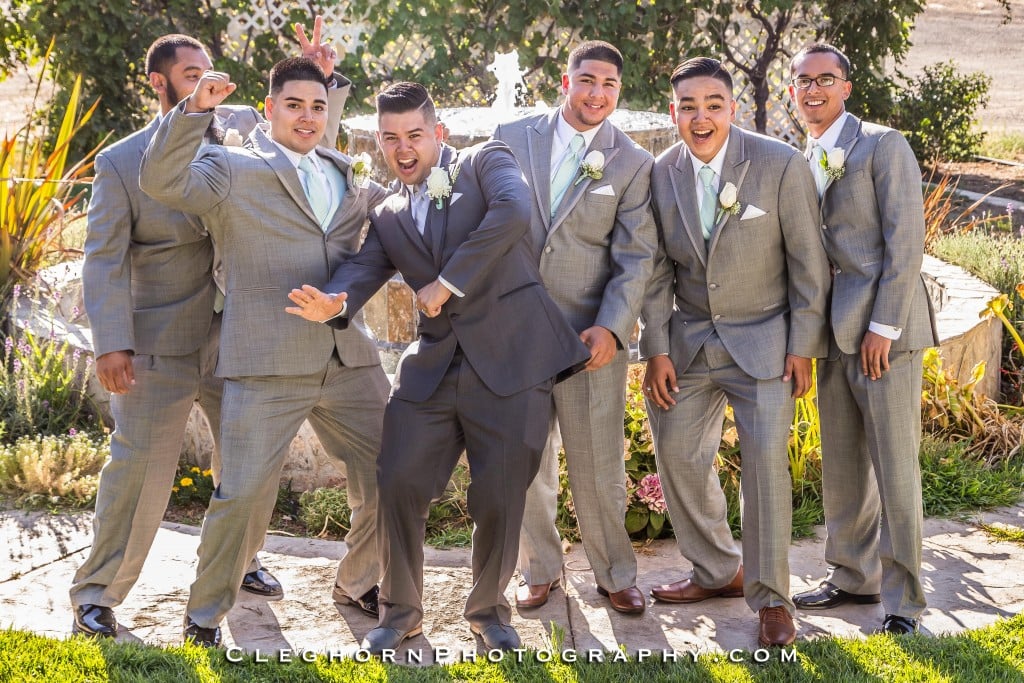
[298,155,330,227]
[550,133,585,217]
[698,165,717,241]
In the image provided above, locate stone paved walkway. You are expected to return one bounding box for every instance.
[1,504,1022,665]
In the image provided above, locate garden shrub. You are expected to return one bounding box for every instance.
[893,61,990,162]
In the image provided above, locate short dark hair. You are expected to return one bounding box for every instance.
[145,34,207,77]
[268,57,328,97]
[375,81,437,124]
[568,40,624,75]
[790,43,851,79]
[669,57,733,93]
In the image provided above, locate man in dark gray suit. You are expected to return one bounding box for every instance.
[287,82,590,654]
[70,23,347,638]
[788,44,938,635]
[641,57,829,648]
[140,57,389,647]
[492,40,656,615]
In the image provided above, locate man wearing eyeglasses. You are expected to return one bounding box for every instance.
[787,43,938,636]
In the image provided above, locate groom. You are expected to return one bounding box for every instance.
[287,81,590,654]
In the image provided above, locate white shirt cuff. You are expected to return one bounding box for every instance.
[868,320,902,340]
[439,277,464,298]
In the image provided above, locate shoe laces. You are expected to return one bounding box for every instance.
[760,606,790,624]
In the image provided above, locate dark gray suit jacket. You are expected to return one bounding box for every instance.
[326,141,591,401]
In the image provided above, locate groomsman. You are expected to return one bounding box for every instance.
[492,39,656,614]
[70,22,347,638]
[788,43,938,635]
[640,57,829,647]
[140,57,389,646]
[286,82,590,653]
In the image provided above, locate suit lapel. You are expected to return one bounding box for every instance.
[251,127,322,230]
[550,122,621,234]
[668,145,708,267]
[426,145,457,268]
[526,111,557,232]
[822,114,861,197]
[707,129,750,258]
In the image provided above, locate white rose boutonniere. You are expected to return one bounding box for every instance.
[222,128,244,147]
[351,152,373,188]
[717,181,741,220]
[426,164,460,209]
[821,147,845,182]
[575,150,605,185]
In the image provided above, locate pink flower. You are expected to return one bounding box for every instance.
[636,473,668,514]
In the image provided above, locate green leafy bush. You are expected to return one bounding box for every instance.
[893,61,991,162]
[0,431,108,505]
[298,486,351,538]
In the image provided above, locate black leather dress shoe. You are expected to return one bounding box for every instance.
[880,614,919,634]
[471,623,522,651]
[792,581,881,610]
[241,568,283,597]
[332,584,379,617]
[72,604,117,637]
[183,616,222,647]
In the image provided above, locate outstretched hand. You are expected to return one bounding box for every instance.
[286,284,347,322]
[185,71,236,113]
[295,16,337,78]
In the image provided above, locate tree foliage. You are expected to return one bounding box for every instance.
[4,0,292,158]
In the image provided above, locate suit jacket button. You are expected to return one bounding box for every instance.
[713,314,721,321]
[544,246,553,254]
[709,283,718,290]
[822,224,828,230]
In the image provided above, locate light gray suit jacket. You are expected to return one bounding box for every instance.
[82,79,350,359]
[493,111,657,345]
[817,115,938,354]
[82,106,259,357]
[139,102,387,378]
[641,126,830,378]
[324,142,591,401]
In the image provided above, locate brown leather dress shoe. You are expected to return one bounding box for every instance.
[758,606,796,647]
[651,567,744,604]
[597,585,646,614]
[515,579,559,608]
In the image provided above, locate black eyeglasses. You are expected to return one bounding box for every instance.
[791,75,847,89]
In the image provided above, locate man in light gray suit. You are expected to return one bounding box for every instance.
[70,24,348,638]
[140,57,390,646]
[640,57,829,647]
[789,44,938,635]
[492,40,656,614]
[286,82,590,654]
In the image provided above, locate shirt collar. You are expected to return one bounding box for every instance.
[271,139,317,171]
[688,134,730,179]
[809,111,849,151]
[553,111,603,153]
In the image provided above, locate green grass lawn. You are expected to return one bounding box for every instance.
[2,614,1022,682]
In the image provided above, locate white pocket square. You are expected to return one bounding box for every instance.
[589,185,615,196]
[450,192,463,205]
[740,204,766,220]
